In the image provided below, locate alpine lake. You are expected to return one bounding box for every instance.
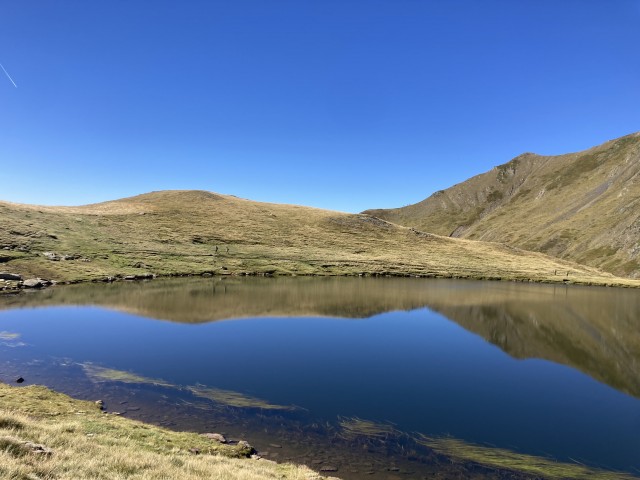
[1,277,639,479]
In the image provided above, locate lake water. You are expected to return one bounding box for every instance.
[1,277,639,479]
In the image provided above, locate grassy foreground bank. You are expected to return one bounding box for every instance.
[1,190,639,289]
[0,383,333,480]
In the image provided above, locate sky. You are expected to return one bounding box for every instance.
[1,1,639,212]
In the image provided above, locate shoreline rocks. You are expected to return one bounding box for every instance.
[22,278,53,289]
[0,272,22,281]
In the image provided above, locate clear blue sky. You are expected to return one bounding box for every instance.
[1,1,639,212]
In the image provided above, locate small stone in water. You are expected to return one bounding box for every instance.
[320,466,338,472]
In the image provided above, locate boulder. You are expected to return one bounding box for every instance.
[320,466,338,472]
[124,273,154,281]
[23,442,53,456]
[0,272,22,281]
[43,252,61,261]
[235,440,256,456]
[201,433,227,443]
[22,279,44,288]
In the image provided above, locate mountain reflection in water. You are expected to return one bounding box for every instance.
[4,277,640,399]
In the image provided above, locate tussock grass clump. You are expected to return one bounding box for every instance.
[0,416,24,431]
[0,436,30,457]
[0,383,334,480]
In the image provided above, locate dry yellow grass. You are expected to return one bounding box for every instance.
[0,383,334,480]
[1,190,638,288]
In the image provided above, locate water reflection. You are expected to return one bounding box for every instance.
[4,277,640,398]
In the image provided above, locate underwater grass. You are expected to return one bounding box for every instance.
[77,365,637,479]
[415,434,635,480]
[187,386,297,411]
[0,331,20,340]
[81,364,294,411]
[81,364,175,388]
[337,417,399,440]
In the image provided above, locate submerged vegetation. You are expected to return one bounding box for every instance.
[82,363,297,412]
[82,364,175,388]
[2,358,637,479]
[337,417,398,440]
[187,386,297,411]
[415,435,634,480]
[333,416,635,479]
[0,331,19,340]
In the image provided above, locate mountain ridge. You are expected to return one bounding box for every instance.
[364,132,640,277]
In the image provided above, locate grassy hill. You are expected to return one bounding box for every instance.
[1,189,638,288]
[364,132,640,278]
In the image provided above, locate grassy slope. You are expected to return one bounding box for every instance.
[0,383,332,480]
[364,132,640,278]
[1,190,638,288]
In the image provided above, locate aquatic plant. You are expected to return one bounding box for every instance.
[0,331,20,340]
[338,416,399,440]
[187,385,296,411]
[81,364,175,388]
[415,434,635,480]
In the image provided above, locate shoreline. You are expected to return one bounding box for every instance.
[2,265,640,296]
[0,381,336,480]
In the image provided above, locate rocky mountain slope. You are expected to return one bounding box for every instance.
[364,132,640,277]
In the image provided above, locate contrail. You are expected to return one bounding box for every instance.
[0,63,17,88]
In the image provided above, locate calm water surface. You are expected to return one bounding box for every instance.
[1,277,639,478]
